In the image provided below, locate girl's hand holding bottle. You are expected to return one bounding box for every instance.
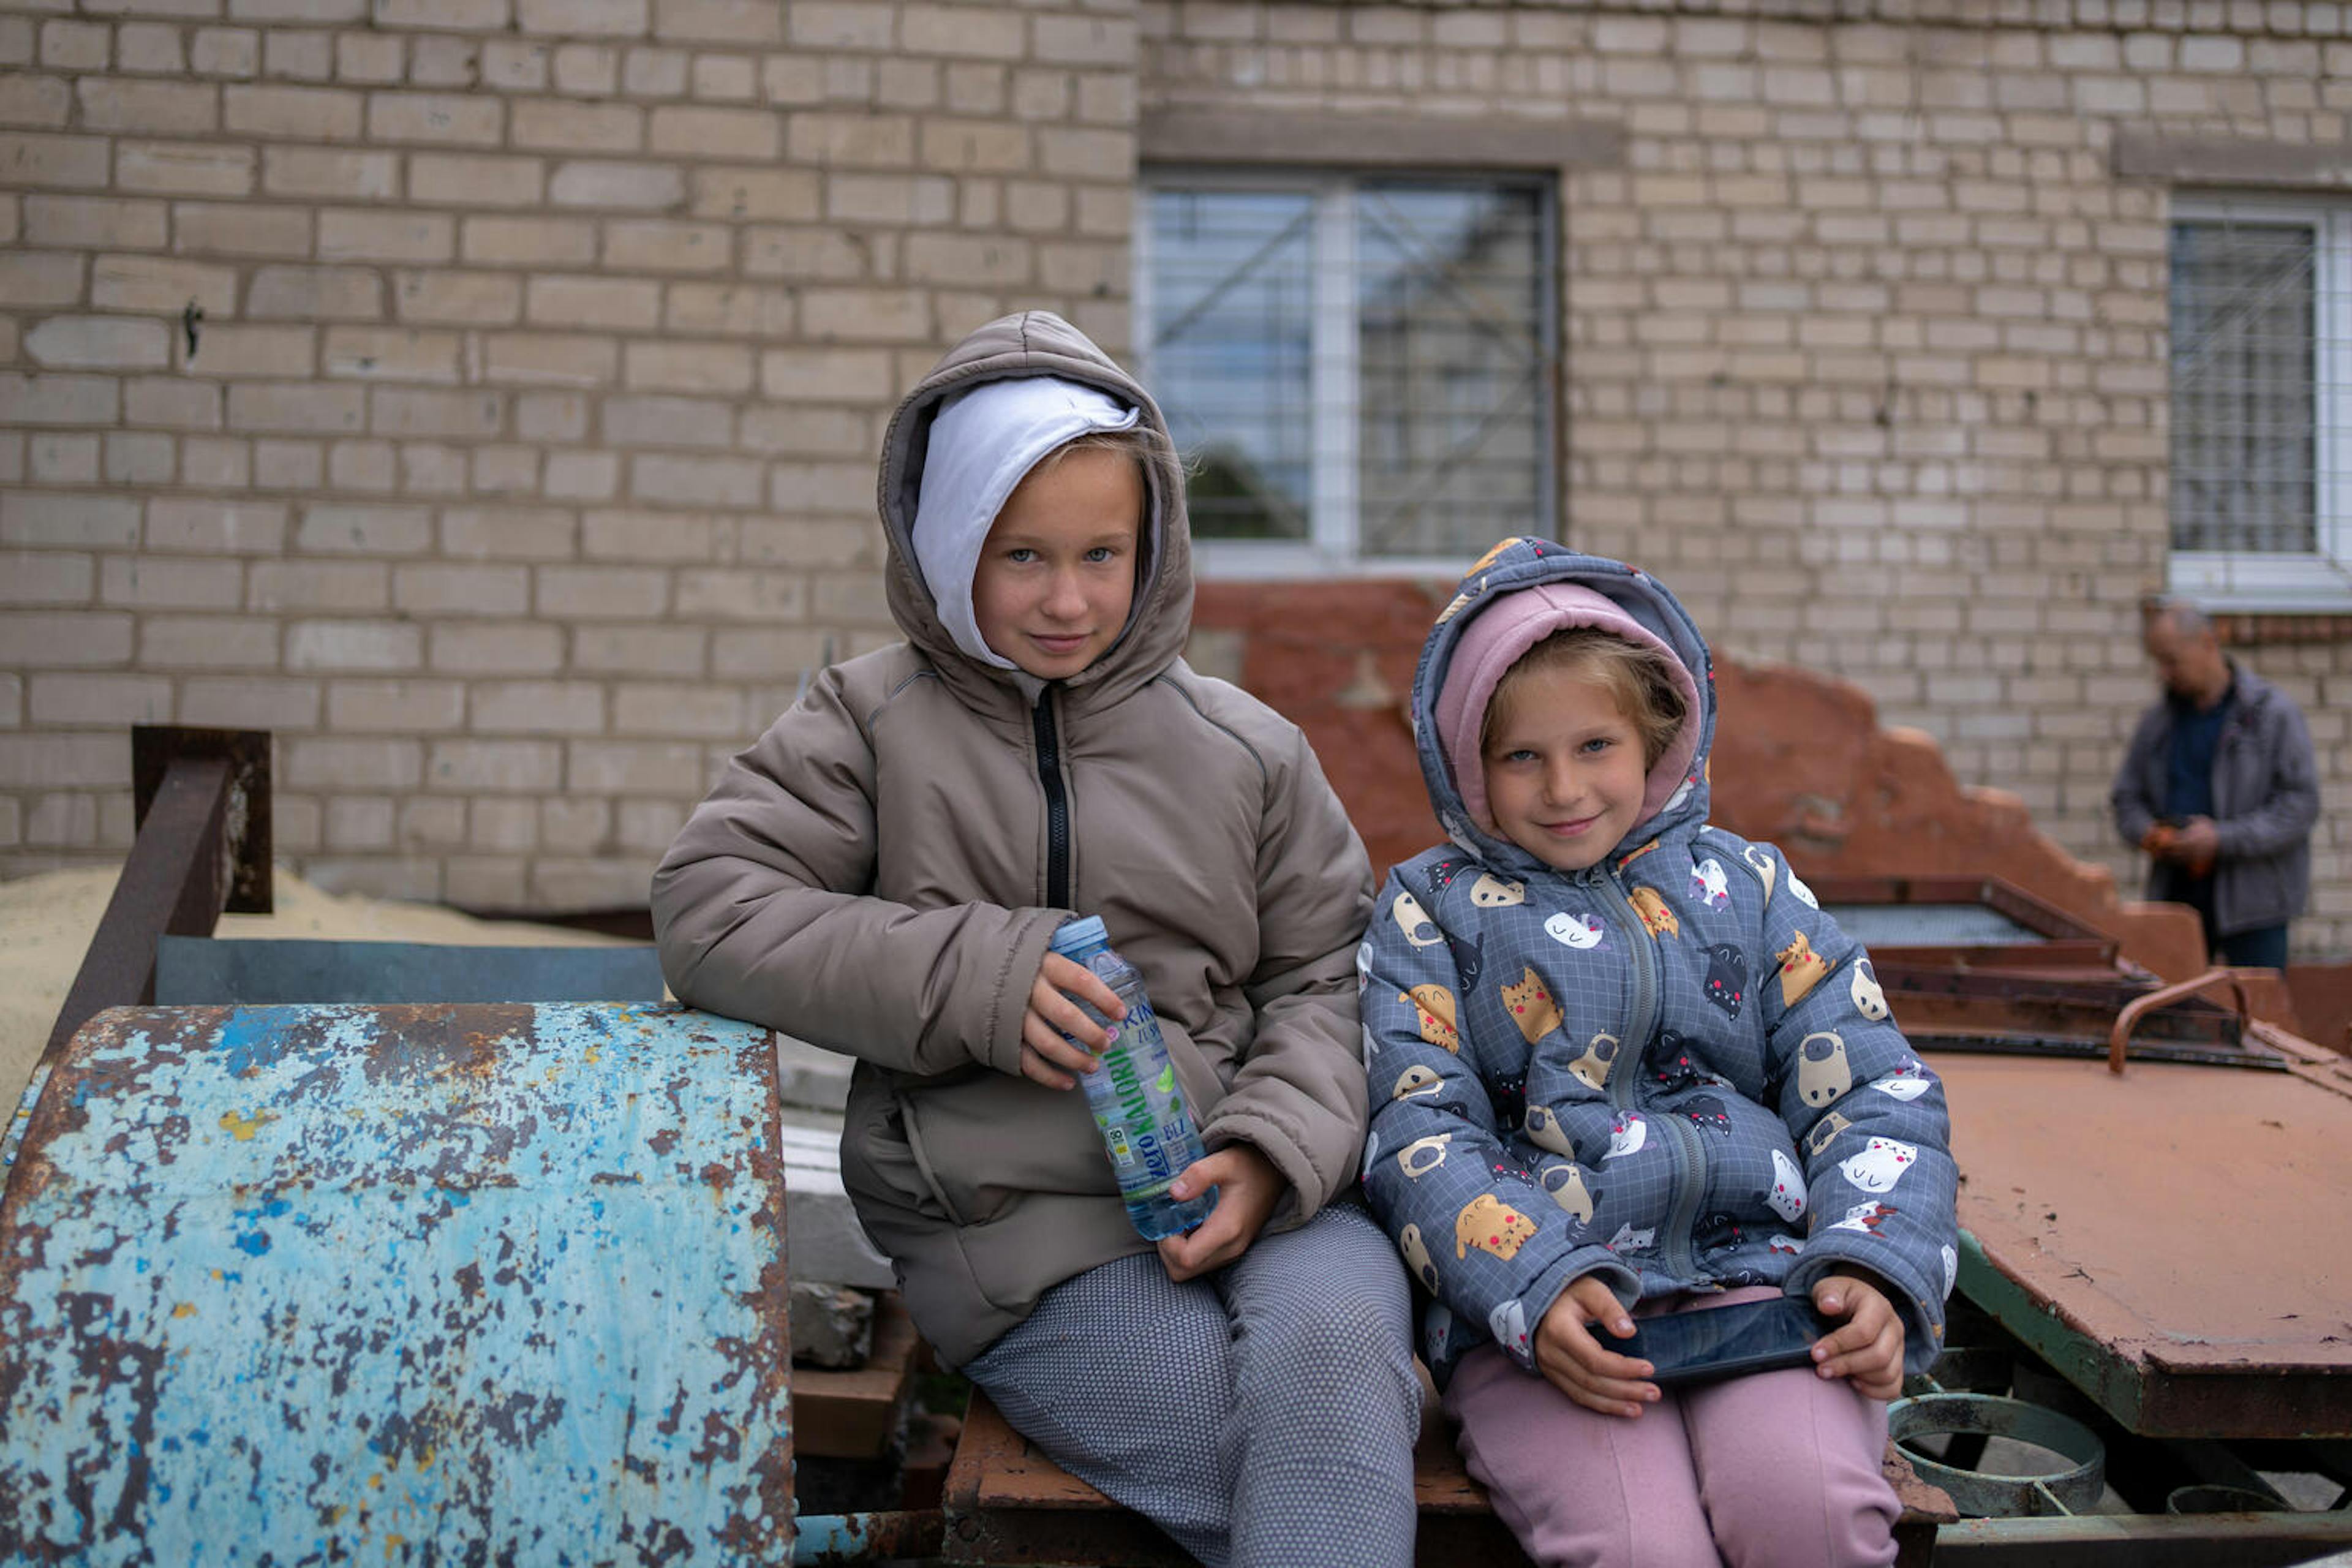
[1156,1144,1283,1283]
[1808,1272,1905,1400]
[1019,949,1124,1089]
[1537,1275,1658,1419]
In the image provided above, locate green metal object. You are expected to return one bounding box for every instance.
[1888,1393,2105,1518]
[1954,1229,2150,1433]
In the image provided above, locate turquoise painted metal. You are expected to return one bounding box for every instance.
[0,1001,794,1563]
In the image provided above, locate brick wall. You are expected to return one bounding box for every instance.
[4,0,2347,957]
[0,0,1136,910]
[1144,1,2351,959]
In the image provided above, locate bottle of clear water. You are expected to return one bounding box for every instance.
[1049,916,1218,1240]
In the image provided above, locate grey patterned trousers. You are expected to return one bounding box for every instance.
[963,1200,1421,1568]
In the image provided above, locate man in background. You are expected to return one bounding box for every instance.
[2111,598,2320,968]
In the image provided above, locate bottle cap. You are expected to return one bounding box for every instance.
[1048,915,1108,956]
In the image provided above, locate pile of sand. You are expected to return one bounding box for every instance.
[1,865,639,1112]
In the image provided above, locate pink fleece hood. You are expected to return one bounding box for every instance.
[1425,553,1706,843]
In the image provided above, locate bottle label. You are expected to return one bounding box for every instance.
[1102,1004,1175,1185]
[1102,1121,1136,1169]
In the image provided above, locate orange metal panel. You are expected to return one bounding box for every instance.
[1940,1050,2352,1437]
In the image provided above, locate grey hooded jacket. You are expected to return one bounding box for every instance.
[1360,538,1959,1387]
[650,312,1375,1366]
[2109,664,2320,939]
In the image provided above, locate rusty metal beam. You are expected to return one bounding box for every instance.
[1931,1509,2352,1564]
[792,1510,946,1564]
[41,756,232,1066]
[2108,969,2255,1074]
[130,725,271,916]
[39,728,272,1071]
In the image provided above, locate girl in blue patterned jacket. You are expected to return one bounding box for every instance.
[1362,538,1959,1567]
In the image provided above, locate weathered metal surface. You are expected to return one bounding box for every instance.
[1943,1052,2352,1439]
[0,1001,793,1562]
[2105,969,2255,1072]
[790,1510,944,1565]
[1816,874,2305,1072]
[1883,970,2246,1051]
[1930,1508,2352,1566]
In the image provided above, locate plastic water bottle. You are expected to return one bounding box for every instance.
[1049,916,1218,1240]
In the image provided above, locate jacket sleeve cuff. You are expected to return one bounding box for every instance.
[1785,1248,1948,1376]
[981,912,1072,1077]
[1202,1110,1323,1229]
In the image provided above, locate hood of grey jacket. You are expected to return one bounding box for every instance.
[876,310,1193,718]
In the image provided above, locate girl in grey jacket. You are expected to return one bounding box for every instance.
[1361,539,1959,1567]
[652,312,1418,1568]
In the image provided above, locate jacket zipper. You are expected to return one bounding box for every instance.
[1032,687,1071,908]
[1589,864,1704,1280]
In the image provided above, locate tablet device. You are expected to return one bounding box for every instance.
[1615,1295,1830,1388]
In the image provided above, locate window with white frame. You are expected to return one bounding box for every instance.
[1136,172,1555,575]
[2168,195,2352,607]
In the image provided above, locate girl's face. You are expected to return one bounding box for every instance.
[1480,665,1649,873]
[972,445,1143,680]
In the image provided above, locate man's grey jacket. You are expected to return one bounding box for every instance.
[2110,664,2320,938]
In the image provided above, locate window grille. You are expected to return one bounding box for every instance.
[1137,173,1555,575]
[2168,197,2352,607]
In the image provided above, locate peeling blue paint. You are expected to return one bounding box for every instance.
[0,1002,794,1562]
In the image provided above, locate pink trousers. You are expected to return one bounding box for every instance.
[1442,1286,1900,1568]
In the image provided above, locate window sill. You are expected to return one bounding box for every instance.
[2167,551,2352,614]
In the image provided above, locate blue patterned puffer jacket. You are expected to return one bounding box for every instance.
[1361,539,1959,1386]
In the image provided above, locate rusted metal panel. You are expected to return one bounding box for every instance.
[1942,1052,2352,1439]
[1932,1509,2352,1566]
[0,1001,793,1562]
[791,1510,945,1565]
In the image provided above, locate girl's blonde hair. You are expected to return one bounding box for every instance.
[1035,424,1159,476]
[1482,627,1689,769]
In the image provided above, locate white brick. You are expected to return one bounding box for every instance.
[24,315,170,369]
[287,619,424,671]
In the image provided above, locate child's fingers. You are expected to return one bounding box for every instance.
[1537,1303,1656,1417]
[1810,1280,1905,1396]
[1564,1275,1637,1338]
[1155,1210,1241,1282]
[1024,970,1113,1054]
[1542,1355,1657,1418]
[1037,952,1125,1033]
[1815,1331,1903,1398]
[1569,1336,1655,1387]
[1017,1011,1098,1085]
[1016,1042,1077,1090]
